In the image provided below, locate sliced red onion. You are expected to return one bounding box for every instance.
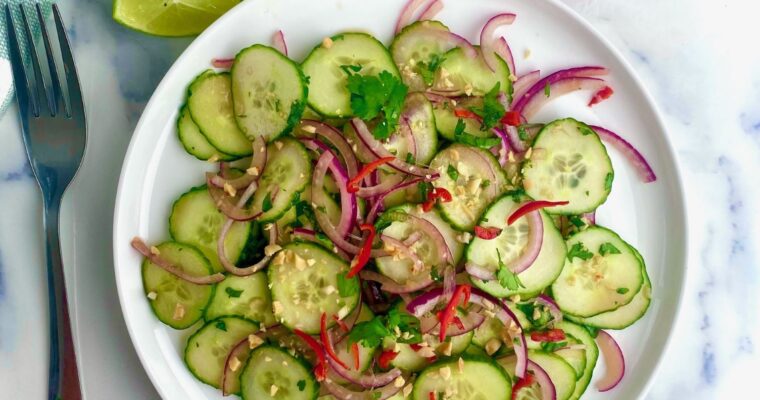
[459,145,499,198]
[423,92,452,104]
[582,211,596,225]
[596,330,625,392]
[351,118,440,178]
[395,0,430,33]
[380,235,425,271]
[357,172,405,199]
[211,58,233,69]
[492,127,515,165]
[591,125,657,183]
[421,28,478,59]
[325,335,402,388]
[131,237,225,284]
[469,288,527,378]
[271,30,288,56]
[405,287,444,317]
[206,174,263,222]
[218,204,278,276]
[406,214,453,264]
[441,265,456,305]
[360,270,433,294]
[323,371,405,400]
[365,177,423,224]
[527,360,557,400]
[480,13,516,73]
[464,262,496,281]
[494,37,516,79]
[504,125,527,153]
[513,70,541,103]
[221,336,256,395]
[535,294,563,325]
[300,120,359,179]
[512,67,609,120]
[419,314,439,334]
[416,0,443,21]
[209,137,267,190]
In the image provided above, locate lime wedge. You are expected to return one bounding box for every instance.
[113,0,242,37]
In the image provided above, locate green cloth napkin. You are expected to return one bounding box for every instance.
[1,0,52,118]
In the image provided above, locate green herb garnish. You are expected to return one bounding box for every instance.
[469,83,505,131]
[599,242,621,256]
[567,242,593,261]
[344,68,409,140]
[225,287,243,298]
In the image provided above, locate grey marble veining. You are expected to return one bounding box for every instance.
[0,0,758,398]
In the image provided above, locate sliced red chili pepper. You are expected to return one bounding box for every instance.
[351,343,360,370]
[507,200,570,226]
[422,188,453,212]
[511,373,535,400]
[588,86,614,107]
[501,111,522,126]
[410,343,423,351]
[293,329,327,381]
[347,224,376,278]
[378,349,399,370]
[429,391,437,400]
[454,108,479,119]
[530,328,566,343]
[347,157,396,193]
[320,313,350,370]
[438,284,472,342]
[473,225,502,240]
[333,315,350,332]
[453,316,466,330]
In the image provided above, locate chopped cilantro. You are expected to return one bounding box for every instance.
[348,306,421,348]
[372,392,383,400]
[337,272,359,297]
[517,125,529,141]
[405,152,416,164]
[262,192,273,212]
[344,69,409,140]
[225,287,243,298]
[544,81,551,97]
[447,164,459,181]
[568,215,587,229]
[297,380,306,391]
[616,287,630,295]
[347,318,388,348]
[540,341,568,353]
[496,249,524,290]
[375,209,408,232]
[469,83,505,131]
[417,53,446,86]
[417,181,432,202]
[567,242,593,262]
[430,266,442,282]
[481,180,491,189]
[339,64,363,75]
[604,173,614,191]
[504,188,525,203]
[584,325,600,338]
[579,125,596,136]
[215,320,227,331]
[454,119,501,148]
[599,242,621,256]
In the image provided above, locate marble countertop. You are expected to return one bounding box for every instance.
[1,0,758,398]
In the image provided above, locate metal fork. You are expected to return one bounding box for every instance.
[5,3,85,399]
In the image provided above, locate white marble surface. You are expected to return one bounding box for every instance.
[0,0,758,398]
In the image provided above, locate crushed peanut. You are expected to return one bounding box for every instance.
[150,246,160,256]
[264,244,282,257]
[172,303,185,320]
[223,182,237,197]
[248,334,264,349]
[146,291,157,300]
[246,166,260,176]
[322,37,334,48]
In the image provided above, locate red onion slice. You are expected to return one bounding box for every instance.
[428,306,486,337]
[271,30,288,56]
[494,37,516,79]
[513,70,541,103]
[395,0,430,33]
[591,125,657,183]
[323,371,405,400]
[206,174,263,222]
[535,294,563,325]
[221,336,258,395]
[365,177,423,224]
[596,330,625,392]
[480,13,517,73]
[469,289,528,378]
[299,120,359,179]
[380,235,425,271]
[441,265,456,305]
[504,125,527,153]
[356,172,405,199]
[218,205,278,276]
[360,270,433,294]
[417,0,443,21]
[422,28,478,59]
[491,127,515,165]
[208,136,267,190]
[583,211,596,225]
[131,237,225,284]
[351,118,440,178]
[527,360,557,400]
[211,58,233,69]
[512,66,609,120]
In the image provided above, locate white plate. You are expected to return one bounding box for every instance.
[113,0,688,398]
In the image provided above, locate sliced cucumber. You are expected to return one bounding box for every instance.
[302,32,400,117]
[525,334,586,379]
[268,242,360,334]
[375,204,464,286]
[176,105,236,161]
[567,245,652,329]
[471,303,531,351]
[522,118,614,214]
[498,351,576,400]
[432,97,491,141]
[404,92,438,164]
[204,272,276,326]
[141,242,214,329]
[184,316,259,388]
[239,345,318,400]
[552,226,644,317]
[556,321,599,400]
[432,47,512,98]
[332,306,376,384]
[250,137,312,222]
[231,44,307,142]
[187,70,252,156]
[412,356,511,400]
[467,194,567,298]
[386,330,473,372]
[169,186,253,273]
[391,20,451,91]
[429,144,508,230]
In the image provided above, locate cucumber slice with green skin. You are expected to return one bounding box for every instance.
[386,330,473,372]
[524,334,586,379]
[184,316,259,388]
[332,306,376,384]
[231,44,308,142]
[500,350,576,400]
[187,70,252,156]
[141,242,215,329]
[412,356,511,400]
[169,186,253,273]
[471,303,531,349]
[433,47,512,99]
[375,204,464,286]
[404,92,438,164]
[432,97,491,141]
[552,226,644,317]
[251,137,312,222]
[522,118,614,215]
[239,345,319,400]
[302,32,400,118]
[268,242,360,334]
[467,194,567,298]
[567,245,652,329]
[177,105,236,161]
[203,272,276,326]
[391,20,451,91]
[555,321,599,400]
[429,144,509,231]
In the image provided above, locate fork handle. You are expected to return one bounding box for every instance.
[43,200,82,400]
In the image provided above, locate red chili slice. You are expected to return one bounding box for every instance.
[378,350,399,370]
[454,108,479,119]
[501,111,521,126]
[507,200,570,225]
[511,373,536,400]
[474,225,502,240]
[347,224,376,278]
[351,343,360,370]
[438,285,472,341]
[293,329,327,381]
[588,86,614,107]
[422,188,453,212]
[347,157,396,193]
[530,328,566,342]
[429,391,437,400]
[333,315,350,332]
[320,313,349,370]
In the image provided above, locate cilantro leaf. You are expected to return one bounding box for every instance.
[616,287,630,295]
[567,242,593,261]
[215,320,227,331]
[481,180,491,188]
[417,53,446,86]
[496,249,524,290]
[337,272,359,297]
[470,83,505,131]
[386,307,422,344]
[447,164,459,181]
[405,152,416,164]
[225,287,244,298]
[344,69,409,140]
[454,118,501,148]
[599,242,621,256]
[417,181,432,203]
[567,215,587,229]
[262,192,273,212]
[297,380,306,391]
[348,307,421,348]
[540,341,567,353]
[348,318,390,348]
[517,125,529,141]
[374,209,408,232]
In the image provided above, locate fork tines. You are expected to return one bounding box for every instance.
[5,3,80,119]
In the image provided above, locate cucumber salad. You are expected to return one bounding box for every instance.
[131,1,658,399]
